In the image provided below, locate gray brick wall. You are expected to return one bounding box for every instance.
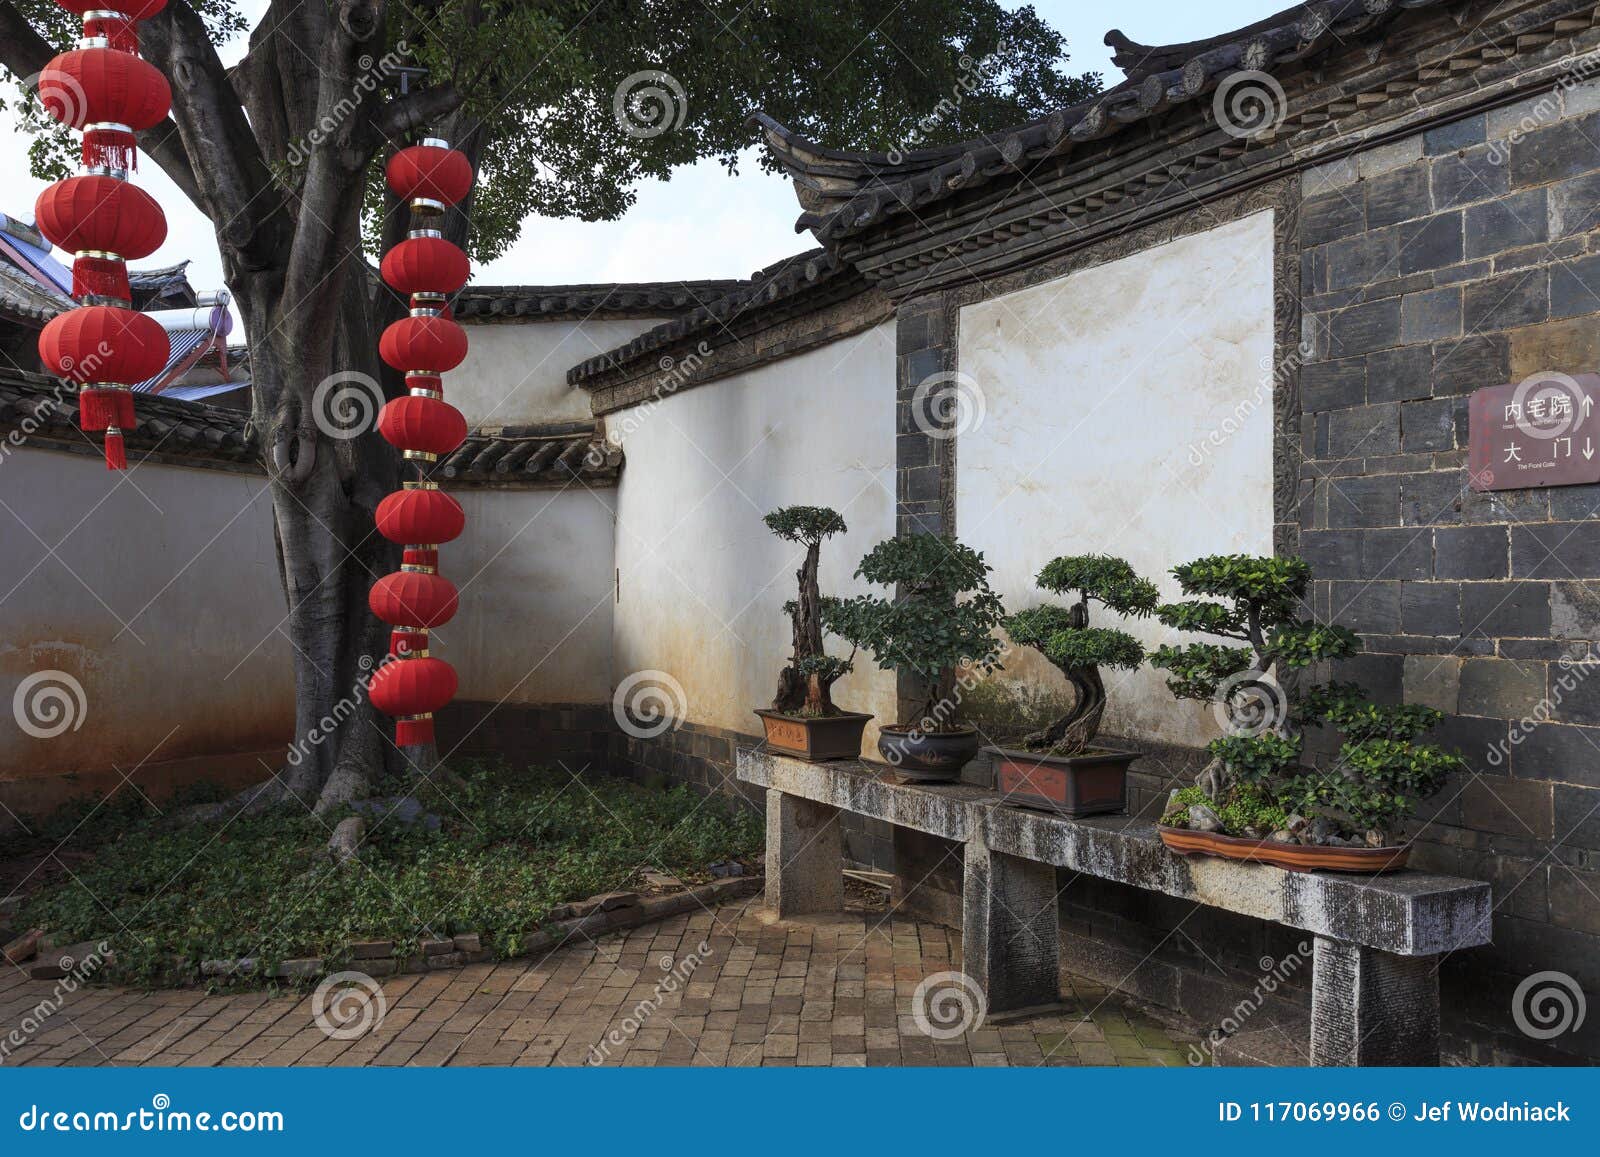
[1299,94,1600,1064]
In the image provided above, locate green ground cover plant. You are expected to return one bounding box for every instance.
[9,761,760,986]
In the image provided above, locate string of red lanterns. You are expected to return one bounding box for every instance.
[368,138,474,748]
[32,0,173,469]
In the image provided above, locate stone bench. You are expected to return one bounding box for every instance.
[736,747,1492,1066]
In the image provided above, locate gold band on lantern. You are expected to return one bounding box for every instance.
[81,382,132,392]
[410,306,443,318]
[408,387,443,400]
[74,248,124,262]
[76,34,111,48]
[83,119,134,135]
[408,228,443,240]
[404,450,439,463]
[82,9,133,22]
[82,164,129,181]
[402,479,440,491]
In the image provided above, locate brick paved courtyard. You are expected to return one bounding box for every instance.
[1,896,1200,1067]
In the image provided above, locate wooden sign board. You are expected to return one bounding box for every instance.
[1468,373,1600,491]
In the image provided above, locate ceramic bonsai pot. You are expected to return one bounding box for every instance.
[1157,826,1411,873]
[876,725,981,781]
[985,745,1134,817]
[754,709,872,762]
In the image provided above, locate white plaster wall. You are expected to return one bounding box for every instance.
[448,487,615,706]
[957,210,1277,747]
[0,448,292,784]
[453,318,670,427]
[609,322,899,744]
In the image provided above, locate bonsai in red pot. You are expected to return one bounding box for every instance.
[754,505,872,761]
[988,554,1158,816]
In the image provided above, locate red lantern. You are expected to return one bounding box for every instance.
[369,571,459,629]
[38,46,172,169]
[378,395,467,457]
[381,235,468,296]
[379,314,467,373]
[39,304,169,383]
[386,143,473,207]
[36,175,166,299]
[36,175,166,256]
[368,656,458,745]
[376,487,465,545]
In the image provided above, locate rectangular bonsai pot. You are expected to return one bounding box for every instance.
[754,709,873,762]
[983,745,1136,817]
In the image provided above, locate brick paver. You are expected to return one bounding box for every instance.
[0,897,1199,1067]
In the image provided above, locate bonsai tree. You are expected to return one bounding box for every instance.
[764,505,853,717]
[1150,554,1358,790]
[1153,554,1461,846]
[826,534,1006,729]
[1003,554,1158,754]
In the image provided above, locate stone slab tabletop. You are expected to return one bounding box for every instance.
[737,747,1492,957]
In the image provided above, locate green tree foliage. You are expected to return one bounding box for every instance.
[825,534,1006,728]
[1154,556,1462,845]
[1002,554,1155,754]
[6,0,1100,261]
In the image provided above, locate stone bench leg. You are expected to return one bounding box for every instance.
[961,837,1060,1013]
[1310,936,1440,1065]
[764,790,843,917]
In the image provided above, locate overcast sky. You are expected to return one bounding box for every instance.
[0,0,1288,315]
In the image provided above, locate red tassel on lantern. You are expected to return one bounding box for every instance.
[102,428,127,470]
[72,254,130,300]
[83,13,139,54]
[394,718,434,746]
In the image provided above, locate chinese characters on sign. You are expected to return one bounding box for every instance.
[1468,373,1600,491]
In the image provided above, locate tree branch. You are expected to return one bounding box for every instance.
[140,1,288,275]
[370,83,462,148]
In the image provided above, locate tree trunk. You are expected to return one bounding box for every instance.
[1023,666,1106,756]
[773,540,834,716]
[234,260,407,815]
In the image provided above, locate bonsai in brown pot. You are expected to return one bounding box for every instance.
[754,505,872,761]
[988,554,1158,815]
